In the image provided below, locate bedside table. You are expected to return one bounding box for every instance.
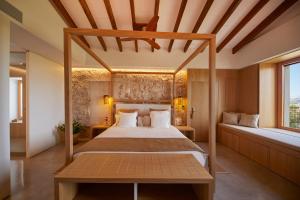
[90,125,110,138]
[175,126,196,142]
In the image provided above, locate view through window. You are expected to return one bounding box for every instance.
[283,62,300,129]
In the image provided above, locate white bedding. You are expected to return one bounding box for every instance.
[75,126,207,166]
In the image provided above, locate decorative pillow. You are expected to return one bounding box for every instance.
[239,113,259,128]
[117,112,138,128]
[137,116,143,127]
[142,115,151,127]
[223,112,239,125]
[150,111,170,128]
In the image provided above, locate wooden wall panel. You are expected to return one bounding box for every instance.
[188,69,239,142]
[238,64,259,114]
[219,125,300,186]
[259,63,277,128]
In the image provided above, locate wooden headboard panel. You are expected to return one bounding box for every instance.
[115,103,171,116]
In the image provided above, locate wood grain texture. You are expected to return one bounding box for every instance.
[232,0,298,54]
[198,0,242,53]
[103,0,123,52]
[217,0,269,52]
[218,125,300,186]
[71,36,112,72]
[49,0,90,48]
[65,28,214,40]
[259,63,277,128]
[184,0,214,52]
[187,69,239,141]
[238,64,259,114]
[151,0,160,52]
[129,0,138,52]
[79,0,107,51]
[168,0,187,52]
[208,37,217,180]
[56,154,213,183]
[64,32,73,164]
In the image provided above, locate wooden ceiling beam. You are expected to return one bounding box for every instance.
[49,0,90,48]
[197,0,242,53]
[79,0,107,51]
[151,0,160,52]
[65,28,214,40]
[129,0,138,52]
[103,0,123,52]
[168,0,188,52]
[183,0,214,52]
[232,0,297,54]
[217,0,269,52]
[72,36,112,73]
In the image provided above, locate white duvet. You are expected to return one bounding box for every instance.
[75,125,207,166]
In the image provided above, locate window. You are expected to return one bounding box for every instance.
[282,62,300,129]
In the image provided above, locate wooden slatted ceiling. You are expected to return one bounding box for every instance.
[168,0,188,52]
[217,0,270,53]
[79,0,107,51]
[183,0,214,52]
[232,0,298,54]
[103,0,123,52]
[129,0,138,52]
[175,0,241,73]
[49,0,90,48]
[151,0,160,52]
[197,0,242,54]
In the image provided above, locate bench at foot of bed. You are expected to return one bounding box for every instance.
[54,153,213,200]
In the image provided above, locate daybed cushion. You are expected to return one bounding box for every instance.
[219,123,300,150]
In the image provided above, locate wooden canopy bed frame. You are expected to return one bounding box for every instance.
[59,28,217,200]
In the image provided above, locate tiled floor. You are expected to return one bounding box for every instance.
[9,143,300,200]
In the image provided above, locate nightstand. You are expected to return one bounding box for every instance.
[175,126,196,142]
[90,125,110,138]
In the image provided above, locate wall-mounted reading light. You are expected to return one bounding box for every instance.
[103,95,110,104]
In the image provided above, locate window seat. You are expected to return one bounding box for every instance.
[218,123,300,186]
[218,123,300,152]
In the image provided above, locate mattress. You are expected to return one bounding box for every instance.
[74,125,207,166]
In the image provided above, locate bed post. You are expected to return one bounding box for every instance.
[208,36,216,184]
[64,30,73,164]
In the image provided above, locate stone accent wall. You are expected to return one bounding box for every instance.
[112,74,173,102]
[72,69,188,126]
[72,69,110,125]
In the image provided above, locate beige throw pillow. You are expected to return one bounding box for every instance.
[239,113,259,128]
[223,112,239,125]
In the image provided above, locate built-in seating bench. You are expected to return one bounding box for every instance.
[218,123,300,186]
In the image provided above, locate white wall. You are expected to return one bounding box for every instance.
[27,52,64,157]
[9,78,19,121]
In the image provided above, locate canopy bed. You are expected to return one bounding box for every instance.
[55,28,217,200]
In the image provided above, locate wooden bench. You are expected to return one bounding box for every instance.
[218,123,300,186]
[55,153,213,200]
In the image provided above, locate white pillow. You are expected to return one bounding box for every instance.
[239,113,259,128]
[150,111,170,128]
[117,112,137,128]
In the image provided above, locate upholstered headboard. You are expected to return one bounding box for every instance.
[115,103,171,116]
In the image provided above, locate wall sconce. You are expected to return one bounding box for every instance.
[103,95,110,104]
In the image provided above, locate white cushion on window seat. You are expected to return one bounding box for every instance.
[218,123,300,150]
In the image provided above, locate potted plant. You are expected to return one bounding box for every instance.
[56,120,86,144]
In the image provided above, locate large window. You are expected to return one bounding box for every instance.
[283,62,300,129]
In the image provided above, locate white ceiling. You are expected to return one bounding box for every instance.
[7,0,300,70]
[60,0,288,51]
